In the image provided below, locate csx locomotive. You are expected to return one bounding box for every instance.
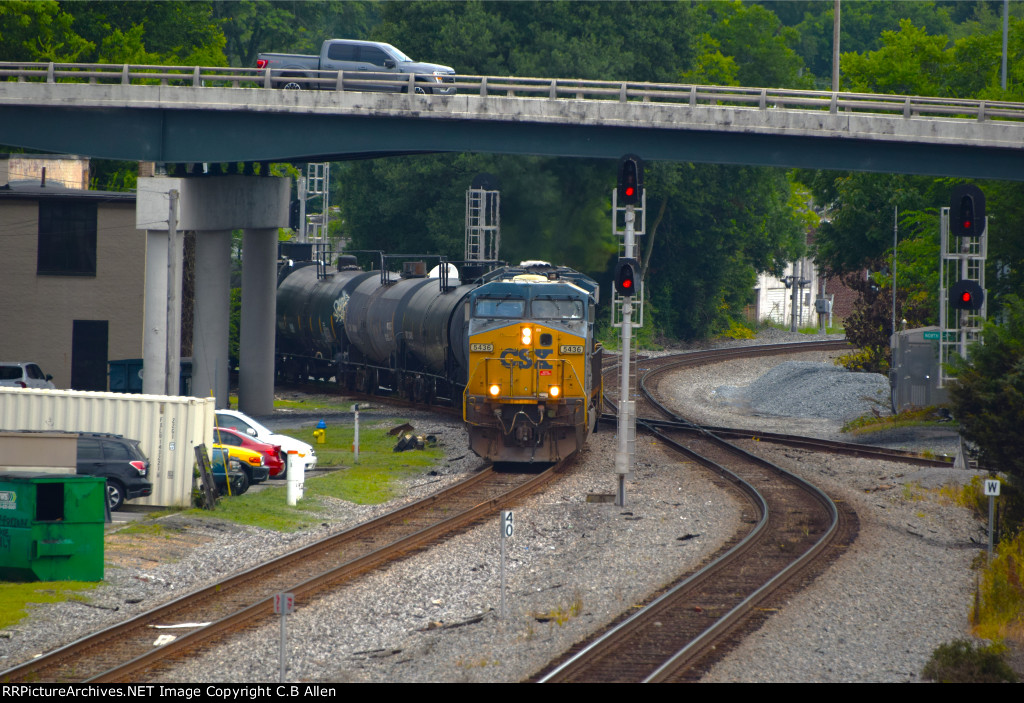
[275,256,601,462]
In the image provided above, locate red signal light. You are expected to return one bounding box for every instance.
[614,258,640,296]
[617,155,644,206]
[950,280,984,310]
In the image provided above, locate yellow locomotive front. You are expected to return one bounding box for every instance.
[463,264,601,462]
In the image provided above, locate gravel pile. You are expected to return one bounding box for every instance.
[0,333,986,682]
[714,360,891,422]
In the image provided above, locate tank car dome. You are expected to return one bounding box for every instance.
[428,262,460,281]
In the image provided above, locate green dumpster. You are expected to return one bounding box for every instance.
[0,472,106,582]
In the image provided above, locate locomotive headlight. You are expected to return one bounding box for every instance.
[489,384,501,397]
[521,327,532,345]
[549,385,561,398]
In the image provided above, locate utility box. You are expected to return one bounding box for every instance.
[0,472,106,582]
[108,358,144,393]
[889,327,950,412]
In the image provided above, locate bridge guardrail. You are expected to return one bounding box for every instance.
[3,61,1024,122]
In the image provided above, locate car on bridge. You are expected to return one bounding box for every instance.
[256,39,456,95]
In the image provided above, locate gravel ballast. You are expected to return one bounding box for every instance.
[0,333,986,682]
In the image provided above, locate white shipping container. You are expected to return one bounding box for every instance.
[0,388,215,507]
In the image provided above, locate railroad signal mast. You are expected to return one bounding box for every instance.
[612,155,645,507]
[939,184,987,388]
[465,173,501,262]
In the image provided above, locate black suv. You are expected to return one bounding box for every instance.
[76,433,154,511]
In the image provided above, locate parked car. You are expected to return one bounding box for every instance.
[215,409,317,475]
[214,426,285,479]
[76,433,153,511]
[256,39,456,94]
[209,447,249,497]
[212,429,270,485]
[0,361,56,389]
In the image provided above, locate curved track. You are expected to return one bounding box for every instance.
[539,340,860,682]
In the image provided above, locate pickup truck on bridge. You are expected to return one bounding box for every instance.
[256,39,456,95]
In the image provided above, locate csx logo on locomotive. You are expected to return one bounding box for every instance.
[499,348,554,370]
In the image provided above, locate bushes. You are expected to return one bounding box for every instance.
[922,639,1016,683]
[972,531,1024,641]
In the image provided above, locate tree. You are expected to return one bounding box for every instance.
[947,296,1024,483]
[696,1,812,88]
[0,1,92,62]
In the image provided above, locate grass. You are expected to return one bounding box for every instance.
[841,405,953,436]
[228,393,357,414]
[184,420,443,531]
[762,320,845,335]
[0,581,99,630]
[0,421,445,632]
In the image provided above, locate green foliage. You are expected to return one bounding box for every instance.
[0,1,93,62]
[840,405,951,435]
[947,297,1024,487]
[972,528,1024,643]
[189,423,443,530]
[922,639,1017,683]
[0,581,98,630]
[842,19,951,96]
[695,1,812,88]
[835,346,889,374]
[721,319,755,340]
[776,0,958,86]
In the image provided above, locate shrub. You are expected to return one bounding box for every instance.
[921,639,1016,683]
[972,531,1024,641]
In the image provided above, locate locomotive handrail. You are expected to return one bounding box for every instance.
[3,61,1024,123]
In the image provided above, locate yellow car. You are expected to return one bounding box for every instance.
[213,428,269,486]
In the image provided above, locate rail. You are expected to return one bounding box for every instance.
[3,61,1024,123]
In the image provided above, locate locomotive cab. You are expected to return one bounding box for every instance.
[463,263,600,462]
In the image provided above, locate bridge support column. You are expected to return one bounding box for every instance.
[141,229,179,395]
[137,175,289,408]
[192,229,232,407]
[238,227,278,417]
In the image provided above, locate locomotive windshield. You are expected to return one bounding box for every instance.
[532,298,584,320]
[474,297,526,318]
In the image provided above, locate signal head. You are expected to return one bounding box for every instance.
[949,280,985,311]
[614,257,640,296]
[617,154,644,206]
[950,184,985,237]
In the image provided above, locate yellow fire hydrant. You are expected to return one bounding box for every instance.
[313,419,327,444]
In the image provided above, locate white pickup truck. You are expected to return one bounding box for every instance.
[256,39,456,94]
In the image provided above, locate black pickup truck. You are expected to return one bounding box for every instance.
[256,39,456,94]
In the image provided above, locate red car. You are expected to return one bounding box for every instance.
[213,427,286,479]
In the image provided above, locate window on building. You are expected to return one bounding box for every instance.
[37,200,97,276]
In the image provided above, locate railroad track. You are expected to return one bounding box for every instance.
[1,460,571,683]
[537,339,861,682]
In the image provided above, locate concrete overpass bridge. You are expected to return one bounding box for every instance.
[4,62,1023,416]
[3,62,1024,178]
